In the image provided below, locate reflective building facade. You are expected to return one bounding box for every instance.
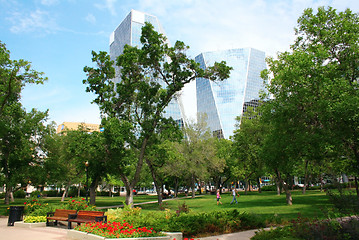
[196,48,266,139]
[109,10,185,126]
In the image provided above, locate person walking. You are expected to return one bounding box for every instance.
[216,189,222,205]
[230,187,239,204]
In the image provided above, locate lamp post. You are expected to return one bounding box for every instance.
[85,161,89,203]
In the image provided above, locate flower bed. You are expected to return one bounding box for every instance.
[74,221,168,239]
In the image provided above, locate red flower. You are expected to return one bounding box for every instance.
[24,202,27,205]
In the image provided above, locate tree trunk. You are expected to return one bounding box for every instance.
[174,177,179,198]
[89,186,96,205]
[355,176,359,203]
[191,174,196,198]
[78,183,81,198]
[145,158,163,205]
[274,171,281,195]
[302,160,309,194]
[5,185,12,204]
[125,186,134,207]
[320,174,324,192]
[244,178,248,195]
[282,181,293,205]
[61,183,70,202]
[89,177,99,205]
[10,191,14,202]
[257,178,262,193]
[156,185,163,205]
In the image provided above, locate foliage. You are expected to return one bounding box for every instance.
[24,215,47,223]
[261,6,359,204]
[62,197,96,211]
[106,204,142,222]
[232,107,267,194]
[176,114,225,198]
[105,206,265,238]
[327,190,359,215]
[252,216,359,240]
[83,22,231,206]
[23,198,53,216]
[0,41,50,204]
[176,202,190,216]
[13,190,26,198]
[75,221,165,238]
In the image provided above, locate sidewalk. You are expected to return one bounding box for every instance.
[0,217,68,240]
[0,216,266,240]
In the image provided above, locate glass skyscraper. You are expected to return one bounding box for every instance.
[109,10,185,126]
[196,48,267,139]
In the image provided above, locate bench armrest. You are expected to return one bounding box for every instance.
[95,216,107,222]
[47,212,55,217]
[68,214,78,220]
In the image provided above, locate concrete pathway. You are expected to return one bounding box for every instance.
[0,217,68,240]
[0,215,267,240]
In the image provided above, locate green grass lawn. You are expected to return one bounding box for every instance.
[137,190,331,221]
[0,190,331,222]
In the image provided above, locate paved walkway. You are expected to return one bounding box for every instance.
[0,216,266,240]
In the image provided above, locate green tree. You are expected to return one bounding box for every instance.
[0,41,49,204]
[177,114,225,198]
[232,107,266,195]
[83,23,232,206]
[261,6,359,204]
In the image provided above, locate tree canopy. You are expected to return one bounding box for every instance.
[83,23,232,206]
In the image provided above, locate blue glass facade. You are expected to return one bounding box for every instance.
[196,48,266,139]
[109,10,184,126]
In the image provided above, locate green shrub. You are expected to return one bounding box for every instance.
[252,216,359,240]
[30,190,42,198]
[261,185,277,191]
[327,190,359,214]
[42,190,62,197]
[105,206,266,238]
[23,198,53,216]
[13,190,26,198]
[24,215,47,223]
[62,197,96,211]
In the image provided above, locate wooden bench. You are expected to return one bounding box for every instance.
[67,210,107,229]
[46,209,77,226]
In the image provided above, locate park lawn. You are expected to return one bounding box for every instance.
[137,190,331,221]
[0,190,331,222]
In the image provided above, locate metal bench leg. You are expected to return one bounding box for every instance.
[68,222,72,229]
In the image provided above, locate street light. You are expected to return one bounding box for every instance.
[85,161,89,203]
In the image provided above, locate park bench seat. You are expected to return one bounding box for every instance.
[68,210,107,229]
[46,209,77,226]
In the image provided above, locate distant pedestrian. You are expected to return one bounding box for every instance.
[230,187,239,204]
[216,189,222,205]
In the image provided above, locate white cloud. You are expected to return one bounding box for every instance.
[94,0,117,16]
[8,9,58,34]
[85,13,96,24]
[40,0,59,6]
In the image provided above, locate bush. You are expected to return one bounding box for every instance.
[261,185,277,191]
[327,190,359,214]
[42,190,62,197]
[105,206,266,238]
[23,198,53,216]
[62,197,96,211]
[252,216,359,240]
[24,215,47,223]
[67,187,86,197]
[13,190,26,198]
[30,190,42,198]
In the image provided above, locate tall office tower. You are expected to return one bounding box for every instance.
[196,48,267,139]
[109,10,185,126]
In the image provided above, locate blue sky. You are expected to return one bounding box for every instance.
[1,0,358,126]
